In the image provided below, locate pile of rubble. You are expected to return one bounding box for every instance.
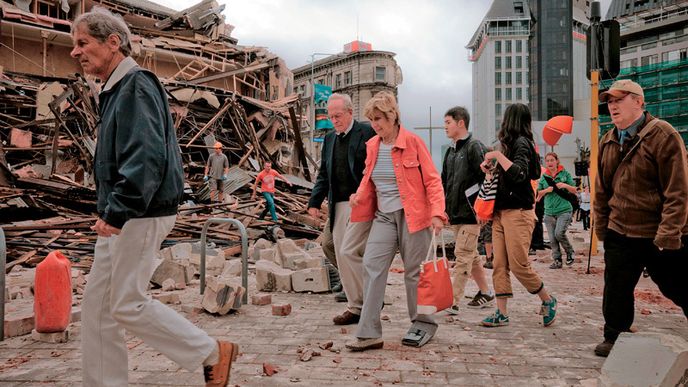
[0,0,325,270]
[3,232,335,338]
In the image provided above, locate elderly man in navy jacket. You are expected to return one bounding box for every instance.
[308,93,375,326]
[72,7,236,386]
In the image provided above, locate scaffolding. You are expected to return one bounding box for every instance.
[600,58,688,146]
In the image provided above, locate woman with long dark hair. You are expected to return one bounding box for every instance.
[479,103,558,327]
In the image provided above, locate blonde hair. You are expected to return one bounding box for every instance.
[363,91,400,126]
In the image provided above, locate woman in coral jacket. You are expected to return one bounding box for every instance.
[344,91,447,352]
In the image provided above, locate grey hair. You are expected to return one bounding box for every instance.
[328,93,354,111]
[72,6,132,57]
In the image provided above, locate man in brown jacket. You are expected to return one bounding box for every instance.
[594,79,688,357]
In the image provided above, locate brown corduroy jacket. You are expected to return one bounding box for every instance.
[594,112,688,250]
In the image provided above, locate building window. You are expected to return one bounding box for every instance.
[516,72,522,84]
[506,88,512,100]
[505,40,512,53]
[38,0,68,19]
[516,87,522,100]
[375,66,386,81]
[495,41,502,54]
[495,57,502,69]
[495,72,502,85]
[344,71,352,85]
[516,56,522,69]
[505,72,512,85]
[495,88,502,100]
[505,56,512,69]
[335,74,342,88]
[516,40,523,53]
[495,104,502,117]
[641,54,658,66]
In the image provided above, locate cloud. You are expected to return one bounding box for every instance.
[159,0,491,160]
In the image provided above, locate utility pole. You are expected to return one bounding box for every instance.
[414,106,444,156]
[588,0,604,260]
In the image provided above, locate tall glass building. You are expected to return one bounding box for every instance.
[528,0,590,121]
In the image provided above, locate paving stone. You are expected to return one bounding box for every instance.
[1,222,687,386]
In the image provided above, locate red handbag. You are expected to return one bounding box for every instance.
[474,172,499,222]
[417,234,454,315]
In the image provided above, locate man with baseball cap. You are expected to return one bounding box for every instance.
[594,79,688,357]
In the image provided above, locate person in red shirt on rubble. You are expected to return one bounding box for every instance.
[251,161,291,221]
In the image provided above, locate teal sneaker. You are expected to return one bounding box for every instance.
[481,309,509,327]
[541,296,557,327]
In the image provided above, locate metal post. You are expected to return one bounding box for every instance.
[1,227,6,341]
[199,218,249,304]
[429,106,433,156]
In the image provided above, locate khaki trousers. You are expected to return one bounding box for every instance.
[450,224,482,301]
[356,210,436,339]
[492,209,544,298]
[333,202,371,314]
[82,216,216,386]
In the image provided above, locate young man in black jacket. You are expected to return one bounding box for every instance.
[441,107,494,314]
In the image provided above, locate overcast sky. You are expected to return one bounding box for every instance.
[160,0,611,165]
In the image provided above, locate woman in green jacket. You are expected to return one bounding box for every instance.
[537,152,577,268]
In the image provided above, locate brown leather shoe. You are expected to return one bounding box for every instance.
[333,311,360,325]
[204,341,239,386]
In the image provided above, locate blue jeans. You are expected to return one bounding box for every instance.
[544,211,573,262]
[259,192,277,221]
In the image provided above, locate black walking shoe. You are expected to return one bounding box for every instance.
[467,291,495,309]
[594,339,615,357]
[549,260,562,269]
[565,254,575,266]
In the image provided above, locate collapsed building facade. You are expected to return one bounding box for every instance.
[0,0,320,265]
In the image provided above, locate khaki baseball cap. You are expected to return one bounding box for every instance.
[599,79,644,102]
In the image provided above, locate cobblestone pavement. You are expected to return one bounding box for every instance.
[1,222,686,386]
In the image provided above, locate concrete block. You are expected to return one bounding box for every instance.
[255,260,293,292]
[170,242,193,261]
[291,267,330,293]
[201,277,244,315]
[190,245,225,276]
[221,259,243,277]
[294,257,323,270]
[161,278,176,292]
[258,248,280,266]
[272,303,292,316]
[251,293,272,306]
[600,332,688,387]
[31,329,69,343]
[276,238,302,257]
[281,252,310,270]
[252,238,273,262]
[151,259,188,287]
